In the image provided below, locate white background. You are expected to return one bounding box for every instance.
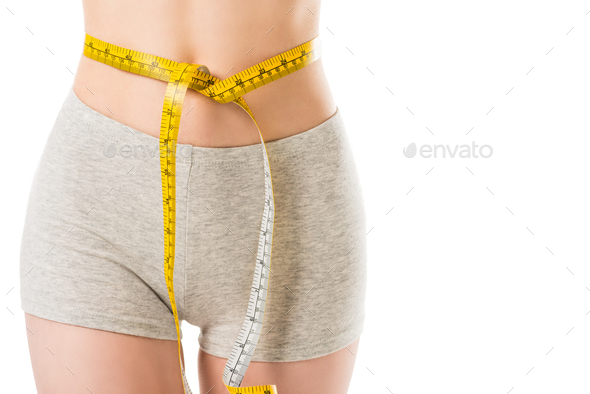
[2,0,590,393]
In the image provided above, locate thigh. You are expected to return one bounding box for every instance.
[197,337,360,394]
[24,313,186,394]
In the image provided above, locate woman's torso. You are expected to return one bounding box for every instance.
[72,0,336,148]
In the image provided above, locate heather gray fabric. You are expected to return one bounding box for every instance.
[19,84,367,362]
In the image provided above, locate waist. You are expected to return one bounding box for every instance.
[72,46,336,148]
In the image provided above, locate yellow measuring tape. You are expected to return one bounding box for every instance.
[82,32,322,394]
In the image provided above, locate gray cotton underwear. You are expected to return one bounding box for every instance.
[19,84,367,362]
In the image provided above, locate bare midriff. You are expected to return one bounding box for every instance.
[72,0,336,148]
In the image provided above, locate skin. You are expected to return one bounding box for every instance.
[25,312,359,393]
[72,0,337,147]
[26,0,359,392]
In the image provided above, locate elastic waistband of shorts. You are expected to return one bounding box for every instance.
[61,84,346,165]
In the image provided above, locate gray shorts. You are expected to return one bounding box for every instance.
[19,84,367,362]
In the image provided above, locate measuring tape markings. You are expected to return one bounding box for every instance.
[83,33,322,394]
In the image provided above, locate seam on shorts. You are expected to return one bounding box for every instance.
[184,161,194,322]
[265,134,342,161]
[65,112,344,166]
[74,118,195,164]
[21,297,173,330]
[57,110,127,144]
[189,134,343,167]
[202,319,363,351]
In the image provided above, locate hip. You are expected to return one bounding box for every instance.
[21,84,364,255]
[20,86,366,325]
